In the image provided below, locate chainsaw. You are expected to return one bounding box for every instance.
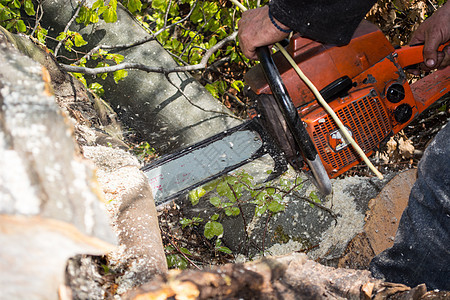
[142,20,450,207]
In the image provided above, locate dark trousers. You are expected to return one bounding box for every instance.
[370,123,450,290]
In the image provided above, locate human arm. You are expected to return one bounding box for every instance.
[409,1,450,72]
[238,0,377,60]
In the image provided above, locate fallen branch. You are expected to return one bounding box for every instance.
[60,31,238,75]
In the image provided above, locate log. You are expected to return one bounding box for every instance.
[124,253,438,300]
[0,29,116,299]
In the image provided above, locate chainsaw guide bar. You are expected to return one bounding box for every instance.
[142,120,287,206]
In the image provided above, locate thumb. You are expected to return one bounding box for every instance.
[423,37,440,68]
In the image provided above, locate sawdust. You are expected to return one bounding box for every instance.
[82,146,142,213]
[307,176,367,261]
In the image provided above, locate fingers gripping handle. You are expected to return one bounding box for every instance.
[256,47,332,195]
[395,42,450,68]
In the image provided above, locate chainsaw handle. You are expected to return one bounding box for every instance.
[256,46,332,195]
[394,42,449,68]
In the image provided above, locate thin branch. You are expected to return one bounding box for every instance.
[61,31,238,75]
[54,0,86,57]
[168,239,202,270]
[261,213,272,256]
[292,191,337,219]
[31,1,44,37]
[165,72,242,120]
[164,0,173,28]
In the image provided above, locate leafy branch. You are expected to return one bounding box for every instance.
[60,31,238,75]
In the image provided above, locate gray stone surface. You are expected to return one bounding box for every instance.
[181,157,396,265]
[40,0,240,154]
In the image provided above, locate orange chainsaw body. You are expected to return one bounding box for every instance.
[245,21,450,178]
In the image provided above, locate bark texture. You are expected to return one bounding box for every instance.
[124,253,441,300]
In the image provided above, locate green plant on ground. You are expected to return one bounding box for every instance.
[178,169,316,264]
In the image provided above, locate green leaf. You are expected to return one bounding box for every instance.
[98,5,108,15]
[268,200,285,213]
[72,72,87,86]
[76,6,89,25]
[103,0,117,23]
[188,187,206,206]
[113,69,128,83]
[225,206,240,216]
[205,83,219,98]
[216,245,232,254]
[210,213,219,221]
[180,217,203,228]
[254,190,267,203]
[215,238,232,253]
[16,19,26,32]
[125,0,142,13]
[24,0,35,16]
[89,10,100,23]
[107,53,124,64]
[92,0,104,10]
[36,26,48,44]
[88,82,104,96]
[73,33,87,47]
[310,191,321,203]
[309,191,321,208]
[103,8,117,22]
[152,0,166,10]
[109,0,118,9]
[230,80,244,92]
[204,221,223,239]
[166,254,188,269]
[209,196,221,208]
[255,204,267,217]
[180,247,192,256]
[216,180,233,199]
[56,32,66,41]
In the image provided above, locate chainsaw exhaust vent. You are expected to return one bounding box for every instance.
[308,89,391,177]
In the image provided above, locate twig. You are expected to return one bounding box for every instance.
[227,182,249,237]
[427,0,437,11]
[61,31,239,75]
[292,191,337,220]
[54,0,86,57]
[281,174,304,199]
[168,239,202,270]
[261,213,272,256]
[31,1,44,37]
[164,72,242,120]
[296,244,319,253]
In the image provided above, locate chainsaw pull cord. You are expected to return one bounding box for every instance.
[231,0,383,180]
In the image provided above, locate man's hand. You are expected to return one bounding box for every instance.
[409,1,450,73]
[238,6,290,60]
